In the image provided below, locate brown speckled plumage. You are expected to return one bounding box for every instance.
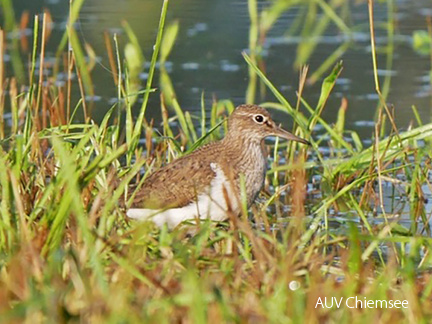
[127,104,309,227]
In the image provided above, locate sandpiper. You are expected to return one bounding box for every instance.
[126,104,309,229]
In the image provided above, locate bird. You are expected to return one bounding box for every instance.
[126,104,310,229]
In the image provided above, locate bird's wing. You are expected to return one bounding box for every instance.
[129,148,219,210]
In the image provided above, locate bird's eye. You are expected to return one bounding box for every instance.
[254,114,265,124]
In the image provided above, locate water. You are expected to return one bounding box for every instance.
[2,0,431,138]
[1,0,432,234]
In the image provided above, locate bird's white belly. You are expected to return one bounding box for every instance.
[127,163,239,229]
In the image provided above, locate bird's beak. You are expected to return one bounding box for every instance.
[272,125,311,145]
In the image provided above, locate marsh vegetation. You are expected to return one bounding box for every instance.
[0,0,431,322]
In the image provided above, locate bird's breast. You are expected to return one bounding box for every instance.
[234,144,267,205]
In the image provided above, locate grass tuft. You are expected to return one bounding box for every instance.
[0,0,431,322]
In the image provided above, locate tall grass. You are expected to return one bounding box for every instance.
[0,0,431,322]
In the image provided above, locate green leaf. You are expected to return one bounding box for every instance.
[413,30,431,56]
[122,20,146,64]
[160,20,179,63]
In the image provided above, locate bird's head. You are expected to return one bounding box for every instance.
[227,104,310,145]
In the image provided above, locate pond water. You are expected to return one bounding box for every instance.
[1,0,432,233]
[3,0,432,140]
